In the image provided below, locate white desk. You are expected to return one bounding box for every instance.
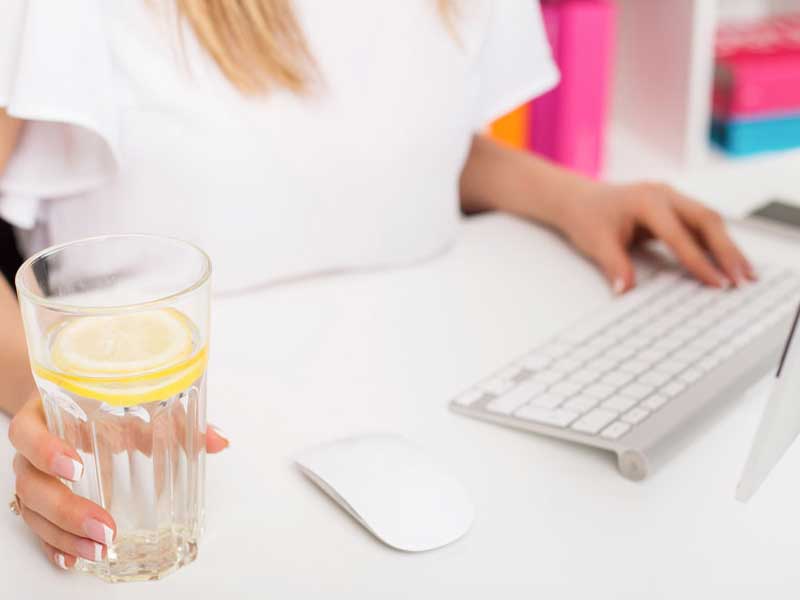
[3,213,800,599]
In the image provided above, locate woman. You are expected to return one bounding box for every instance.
[1,0,752,571]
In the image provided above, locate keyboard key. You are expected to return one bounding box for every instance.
[453,389,485,407]
[641,321,672,336]
[601,421,631,440]
[623,333,655,350]
[618,359,651,376]
[521,353,552,371]
[678,367,704,384]
[496,366,526,381]
[482,378,515,396]
[730,332,752,349]
[638,371,672,386]
[698,355,721,372]
[571,345,601,361]
[541,342,573,359]
[606,346,636,361]
[485,381,548,415]
[638,347,669,363]
[515,405,578,427]
[688,336,719,351]
[619,382,655,400]
[569,369,601,385]
[602,395,638,412]
[530,393,565,409]
[583,382,617,400]
[550,357,584,373]
[613,319,640,337]
[660,381,685,398]
[686,312,717,329]
[550,381,584,398]
[652,336,685,352]
[654,359,688,376]
[562,395,599,414]
[670,326,700,341]
[601,371,635,387]
[532,370,565,385]
[585,357,618,372]
[571,408,618,434]
[588,333,619,351]
[642,393,669,411]
[672,345,708,362]
[622,407,650,425]
[713,344,736,360]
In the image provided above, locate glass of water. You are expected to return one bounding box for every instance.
[15,235,211,582]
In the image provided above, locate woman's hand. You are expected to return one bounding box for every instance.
[555,181,756,294]
[460,136,754,293]
[8,392,229,570]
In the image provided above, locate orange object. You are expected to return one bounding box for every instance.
[489,103,530,149]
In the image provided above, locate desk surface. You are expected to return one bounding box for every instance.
[3,212,800,599]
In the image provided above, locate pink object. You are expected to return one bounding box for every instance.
[713,14,800,118]
[529,0,616,178]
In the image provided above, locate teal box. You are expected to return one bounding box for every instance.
[711,113,800,156]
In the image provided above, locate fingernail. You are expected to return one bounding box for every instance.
[74,539,104,562]
[612,277,626,295]
[55,552,69,570]
[83,519,114,545]
[717,276,731,289]
[52,455,83,482]
[209,424,230,446]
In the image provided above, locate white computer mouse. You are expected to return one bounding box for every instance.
[295,434,474,552]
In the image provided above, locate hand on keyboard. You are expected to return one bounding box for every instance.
[451,264,800,479]
[552,181,755,293]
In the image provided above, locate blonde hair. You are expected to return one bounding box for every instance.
[176,0,453,94]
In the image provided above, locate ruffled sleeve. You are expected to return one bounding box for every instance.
[471,0,560,129]
[0,0,119,229]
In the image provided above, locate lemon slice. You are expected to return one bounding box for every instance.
[35,309,207,407]
[51,309,193,376]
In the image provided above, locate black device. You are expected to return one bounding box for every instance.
[750,200,800,230]
[744,199,800,242]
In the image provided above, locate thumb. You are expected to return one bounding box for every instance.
[588,236,636,295]
[206,424,230,453]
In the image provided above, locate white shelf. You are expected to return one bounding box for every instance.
[610,0,798,173]
[605,124,800,217]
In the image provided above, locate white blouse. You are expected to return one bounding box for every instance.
[0,0,558,292]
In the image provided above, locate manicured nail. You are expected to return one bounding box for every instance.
[209,424,230,447]
[83,519,114,545]
[55,552,69,570]
[612,277,626,295]
[52,455,83,482]
[75,539,104,562]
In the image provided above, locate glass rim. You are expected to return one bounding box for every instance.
[15,233,212,313]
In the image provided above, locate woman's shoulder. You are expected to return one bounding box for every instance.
[0,0,119,230]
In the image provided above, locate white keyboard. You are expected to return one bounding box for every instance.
[451,263,800,480]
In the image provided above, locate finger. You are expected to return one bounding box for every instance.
[207,424,230,454]
[13,454,115,546]
[8,398,83,482]
[40,540,76,571]
[637,201,728,287]
[584,234,636,294]
[19,502,106,563]
[672,197,755,285]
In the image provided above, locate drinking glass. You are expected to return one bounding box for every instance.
[16,234,211,582]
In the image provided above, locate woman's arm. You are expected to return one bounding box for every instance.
[1,276,36,415]
[459,134,753,293]
[0,109,22,169]
[0,109,31,416]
